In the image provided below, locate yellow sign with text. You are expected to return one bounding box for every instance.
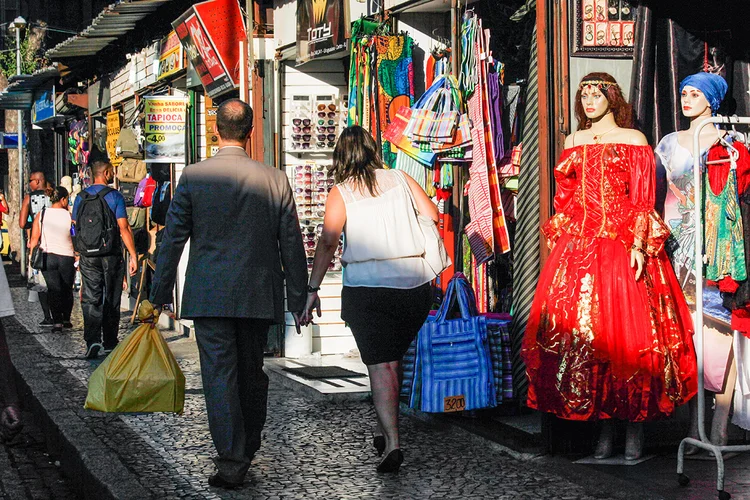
[106,111,123,167]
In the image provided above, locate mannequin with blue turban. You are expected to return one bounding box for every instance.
[679,72,728,115]
[655,70,736,455]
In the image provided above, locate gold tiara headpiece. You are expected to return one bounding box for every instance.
[579,79,619,90]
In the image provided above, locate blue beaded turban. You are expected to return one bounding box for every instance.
[679,72,728,115]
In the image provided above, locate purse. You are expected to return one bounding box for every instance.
[397,171,451,277]
[30,209,46,271]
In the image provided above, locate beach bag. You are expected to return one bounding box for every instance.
[410,273,496,412]
[383,107,437,166]
[134,175,156,208]
[85,301,185,413]
[405,76,461,143]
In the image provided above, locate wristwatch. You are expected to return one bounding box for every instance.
[307,285,320,293]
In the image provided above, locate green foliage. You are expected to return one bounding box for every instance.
[0,30,46,78]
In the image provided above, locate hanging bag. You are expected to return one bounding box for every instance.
[397,170,451,276]
[410,273,496,412]
[30,209,46,271]
[404,76,460,143]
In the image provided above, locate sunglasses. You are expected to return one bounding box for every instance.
[295,164,312,171]
[293,126,312,134]
[317,119,336,126]
[317,103,338,112]
[293,134,312,141]
[317,141,336,149]
[303,232,317,241]
[317,126,336,134]
[293,118,311,127]
[295,187,312,194]
[306,257,315,264]
[316,134,337,142]
[292,142,311,150]
[317,111,337,119]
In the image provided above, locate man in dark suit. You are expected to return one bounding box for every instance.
[150,99,307,488]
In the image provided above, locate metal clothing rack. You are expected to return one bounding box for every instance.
[676,115,750,500]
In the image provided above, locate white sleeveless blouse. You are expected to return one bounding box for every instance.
[338,169,435,289]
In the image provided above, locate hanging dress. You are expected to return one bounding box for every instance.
[522,143,698,422]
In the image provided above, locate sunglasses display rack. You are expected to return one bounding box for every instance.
[289,94,345,154]
[293,162,343,271]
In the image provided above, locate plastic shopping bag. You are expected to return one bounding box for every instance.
[84,300,185,413]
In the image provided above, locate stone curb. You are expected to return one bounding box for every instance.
[6,318,152,500]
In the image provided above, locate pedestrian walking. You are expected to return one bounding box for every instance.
[301,125,438,473]
[149,99,307,489]
[19,170,52,327]
[28,186,75,333]
[72,161,138,359]
[0,244,19,442]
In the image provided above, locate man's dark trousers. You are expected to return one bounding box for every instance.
[79,254,124,350]
[193,317,271,482]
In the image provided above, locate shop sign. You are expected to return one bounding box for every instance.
[204,96,219,158]
[296,0,348,65]
[106,111,123,167]
[31,89,55,124]
[0,133,27,149]
[144,96,188,163]
[172,0,246,98]
[157,31,185,81]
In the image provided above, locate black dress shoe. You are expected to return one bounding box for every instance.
[373,435,385,456]
[208,474,242,489]
[376,449,404,473]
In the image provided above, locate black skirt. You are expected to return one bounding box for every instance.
[341,283,432,365]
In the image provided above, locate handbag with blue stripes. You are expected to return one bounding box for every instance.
[408,273,496,413]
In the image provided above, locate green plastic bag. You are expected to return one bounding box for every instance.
[84,301,185,413]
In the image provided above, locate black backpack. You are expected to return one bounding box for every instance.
[150,181,171,226]
[73,187,119,256]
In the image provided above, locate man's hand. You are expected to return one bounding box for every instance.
[129,255,138,276]
[300,292,322,326]
[291,312,304,334]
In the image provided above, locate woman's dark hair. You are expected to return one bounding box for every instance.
[48,186,69,204]
[331,126,383,196]
[574,72,633,131]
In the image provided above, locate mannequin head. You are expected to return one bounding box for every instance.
[679,72,727,116]
[574,72,633,131]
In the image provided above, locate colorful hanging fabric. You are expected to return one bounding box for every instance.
[374,35,414,168]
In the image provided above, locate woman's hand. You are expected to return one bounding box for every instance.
[300,292,321,326]
[630,247,644,281]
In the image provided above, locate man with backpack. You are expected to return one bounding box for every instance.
[72,161,138,358]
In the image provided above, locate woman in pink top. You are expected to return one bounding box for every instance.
[29,187,75,333]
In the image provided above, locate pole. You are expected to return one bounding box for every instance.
[15,24,26,276]
[246,0,254,95]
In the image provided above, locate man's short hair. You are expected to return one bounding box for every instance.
[29,170,45,181]
[91,160,112,177]
[216,99,254,142]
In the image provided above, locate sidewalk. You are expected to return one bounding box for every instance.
[4,263,750,499]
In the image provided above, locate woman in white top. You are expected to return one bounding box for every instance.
[29,186,75,333]
[301,126,439,473]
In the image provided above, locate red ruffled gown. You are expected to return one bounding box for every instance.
[522,143,698,422]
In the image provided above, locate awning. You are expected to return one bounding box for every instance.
[46,0,173,59]
[0,65,59,110]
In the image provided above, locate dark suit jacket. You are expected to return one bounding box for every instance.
[149,147,307,323]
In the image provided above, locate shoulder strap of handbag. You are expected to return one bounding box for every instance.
[395,170,420,215]
[39,207,47,250]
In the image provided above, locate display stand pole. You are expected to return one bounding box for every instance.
[676,115,750,500]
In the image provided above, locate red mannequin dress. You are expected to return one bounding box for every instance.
[522,143,698,422]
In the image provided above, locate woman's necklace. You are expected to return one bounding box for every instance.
[591,125,618,144]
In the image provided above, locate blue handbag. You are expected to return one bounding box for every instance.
[410,273,496,413]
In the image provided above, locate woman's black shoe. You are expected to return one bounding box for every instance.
[376,449,403,473]
[373,435,385,456]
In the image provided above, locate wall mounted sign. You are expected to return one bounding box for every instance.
[157,31,185,81]
[296,0,348,65]
[172,0,246,98]
[204,96,219,158]
[571,0,635,58]
[31,89,55,125]
[106,111,123,167]
[144,96,188,163]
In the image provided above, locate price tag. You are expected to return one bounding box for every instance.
[443,395,466,413]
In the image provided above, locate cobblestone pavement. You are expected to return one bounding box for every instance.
[7,272,750,500]
[0,410,77,500]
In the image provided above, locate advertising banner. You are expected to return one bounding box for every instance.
[157,31,185,81]
[144,96,188,163]
[106,111,123,167]
[31,89,55,124]
[172,0,246,98]
[296,0,348,65]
